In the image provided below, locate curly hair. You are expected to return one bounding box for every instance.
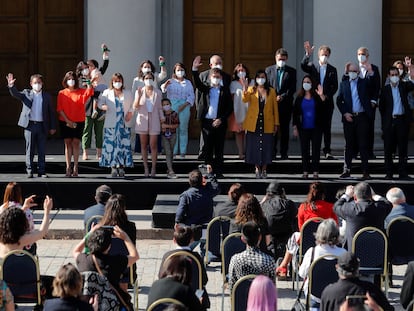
[99,194,129,227]
[304,182,326,211]
[0,207,29,245]
[88,228,112,255]
[52,263,82,298]
[235,193,266,226]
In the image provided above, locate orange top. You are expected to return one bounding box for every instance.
[57,88,93,122]
[297,200,338,230]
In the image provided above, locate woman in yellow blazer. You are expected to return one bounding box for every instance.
[242,70,279,178]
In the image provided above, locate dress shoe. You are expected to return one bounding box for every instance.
[339,171,351,179]
[325,153,335,160]
[261,170,267,179]
[38,174,48,178]
[385,174,393,180]
[27,173,34,178]
[280,155,289,160]
[362,173,372,180]
[399,174,413,180]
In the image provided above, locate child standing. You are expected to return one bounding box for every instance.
[161,98,179,178]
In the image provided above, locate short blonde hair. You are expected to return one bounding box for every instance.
[52,263,82,298]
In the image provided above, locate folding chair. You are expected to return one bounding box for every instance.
[221,232,245,310]
[204,216,231,265]
[307,255,339,309]
[293,217,324,291]
[386,216,414,265]
[0,249,41,306]
[147,297,185,311]
[231,274,256,311]
[352,226,388,296]
[165,250,203,291]
[85,215,103,234]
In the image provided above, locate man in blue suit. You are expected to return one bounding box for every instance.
[385,187,414,229]
[7,73,56,177]
[336,63,375,179]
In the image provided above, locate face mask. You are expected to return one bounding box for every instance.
[175,70,185,78]
[256,78,266,86]
[398,69,404,76]
[82,68,89,76]
[319,55,328,64]
[32,83,42,92]
[142,67,152,74]
[212,64,222,70]
[303,82,312,91]
[357,54,367,63]
[113,82,122,89]
[144,79,153,87]
[211,77,221,86]
[237,71,246,79]
[390,76,400,84]
[163,105,171,112]
[67,79,75,87]
[348,72,358,80]
[276,60,286,68]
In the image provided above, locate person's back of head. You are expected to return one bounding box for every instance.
[173,225,193,247]
[235,193,265,225]
[266,181,285,199]
[0,207,29,245]
[3,182,23,206]
[188,170,203,188]
[228,183,246,204]
[242,221,261,247]
[246,275,277,311]
[159,255,192,285]
[306,182,326,203]
[315,218,340,246]
[337,252,360,279]
[52,263,82,298]
[354,182,372,201]
[386,187,406,205]
[100,194,128,226]
[95,185,112,204]
[88,228,112,255]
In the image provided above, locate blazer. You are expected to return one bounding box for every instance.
[134,88,164,134]
[265,64,297,108]
[292,94,325,130]
[242,86,279,133]
[341,64,381,102]
[336,77,375,121]
[98,89,134,128]
[301,55,338,110]
[192,70,232,121]
[44,297,93,311]
[379,81,414,130]
[8,86,56,134]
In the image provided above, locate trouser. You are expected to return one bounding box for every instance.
[299,127,322,173]
[321,106,334,155]
[274,105,292,157]
[25,121,47,175]
[161,133,177,172]
[383,117,409,176]
[201,119,227,174]
[82,116,104,149]
[171,99,191,155]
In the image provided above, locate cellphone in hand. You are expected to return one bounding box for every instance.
[33,195,45,207]
[346,295,367,309]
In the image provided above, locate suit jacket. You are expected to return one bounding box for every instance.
[8,86,56,134]
[301,55,338,110]
[134,88,164,134]
[43,297,94,311]
[384,203,414,229]
[192,70,232,121]
[336,77,375,121]
[98,89,134,128]
[379,81,414,130]
[342,64,381,103]
[265,64,296,110]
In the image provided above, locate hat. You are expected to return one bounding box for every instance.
[338,252,360,272]
[266,181,282,194]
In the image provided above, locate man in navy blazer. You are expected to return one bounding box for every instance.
[301,41,338,160]
[7,73,56,177]
[337,63,375,179]
[266,48,296,160]
[385,187,414,229]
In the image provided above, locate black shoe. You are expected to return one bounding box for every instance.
[362,173,372,180]
[38,173,48,178]
[339,171,351,179]
[27,173,34,178]
[399,174,412,180]
[215,173,224,179]
[280,155,289,160]
[385,174,393,180]
[369,154,377,160]
[325,153,335,160]
[197,154,205,161]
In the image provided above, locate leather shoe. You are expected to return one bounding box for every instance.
[362,173,371,180]
[280,155,289,160]
[385,174,393,180]
[399,174,413,180]
[339,171,351,179]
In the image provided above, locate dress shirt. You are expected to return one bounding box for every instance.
[163,78,195,106]
[319,64,327,85]
[391,83,404,116]
[205,87,220,119]
[350,79,363,113]
[359,64,367,78]
[30,91,43,121]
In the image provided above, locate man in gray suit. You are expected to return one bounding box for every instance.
[7,73,56,177]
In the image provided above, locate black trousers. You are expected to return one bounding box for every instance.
[299,127,322,173]
[321,106,334,155]
[273,105,292,157]
[201,119,227,174]
[383,116,409,176]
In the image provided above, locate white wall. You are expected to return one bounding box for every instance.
[86,0,157,90]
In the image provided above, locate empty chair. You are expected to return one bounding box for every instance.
[204,216,231,265]
[386,216,414,265]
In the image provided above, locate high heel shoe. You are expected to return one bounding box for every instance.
[72,166,78,177]
[151,168,156,178]
[65,167,71,177]
[144,167,149,177]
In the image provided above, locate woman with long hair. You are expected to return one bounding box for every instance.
[246,275,277,311]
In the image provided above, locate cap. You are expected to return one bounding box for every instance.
[338,252,360,272]
[266,181,282,194]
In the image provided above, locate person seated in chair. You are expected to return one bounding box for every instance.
[83,184,112,228]
[213,183,246,218]
[384,187,414,229]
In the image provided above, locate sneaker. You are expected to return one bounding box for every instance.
[111,167,118,177]
[261,170,267,179]
[38,174,48,178]
[339,171,351,178]
[167,172,177,179]
[91,109,98,119]
[325,153,335,160]
[118,168,125,177]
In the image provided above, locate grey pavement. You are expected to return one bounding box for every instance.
[32,238,406,311]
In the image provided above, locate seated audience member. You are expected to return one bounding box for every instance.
[228,222,276,290]
[299,218,347,309]
[147,255,203,311]
[158,225,210,309]
[213,183,246,218]
[0,196,52,258]
[73,227,139,308]
[44,263,97,311]
[276,182,337,279]
[0,280,14,311]
[260,181,297,259]
[338,293,383,311]
[246,275,277,311]
[400,261,414,309]
[384,187,414,229]
[334,182,391,249]
[83,184,112,227]
[320,252,393,311]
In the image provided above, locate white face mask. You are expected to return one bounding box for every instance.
[276,60,286,68]
[319,55,328,64]
[175,70,185,78]
[357,54,367,63]
[144,79,153,87]
[32,83,42,92]
[390,76,400,84]
[256,78,266,86]
[162,104,171,112]
[212,64,222,70]
[348,72,358,80]
[82,68,89,76]
[237,71,246,79]
[67,79,75,87]
[211,77,221,86]
[303,82,312,91]
[113,82,122,89]
[142,67,152,75]
[398,69,404,76]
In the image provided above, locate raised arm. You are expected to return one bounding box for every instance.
[113,225,139,267]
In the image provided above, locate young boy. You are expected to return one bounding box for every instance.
[161,98,179,178]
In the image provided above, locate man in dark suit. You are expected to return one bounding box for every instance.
[337,63,375,179]
[7,73,56,178]
[301,41,338,159]
[379,66,414,179]
[192,56,232,177]
[266,48,296,160]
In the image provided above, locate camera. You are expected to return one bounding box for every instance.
[33,195,45,207]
